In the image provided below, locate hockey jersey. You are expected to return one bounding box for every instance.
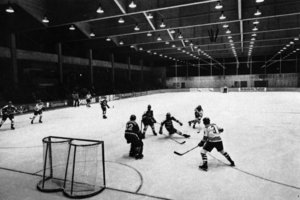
[34,103,44,112]
[1,105,17,115]
[161,117,179,130]
[203,124,222,142]
[100,99,109,108]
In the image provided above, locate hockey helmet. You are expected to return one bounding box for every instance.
[130,114,136,121]
[8,101,12,105]
[166,112,171,118]
[203,117,210,125]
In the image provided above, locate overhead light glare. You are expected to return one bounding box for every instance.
[6,5,14,13]
[69,25,75,30]
[215,1,223,10]
[129,1,137,8]
[219,11,226,20]
[96,5,104,14]
[254,7,262,16]
[42,16,49,23]
[147,32,152,37]
[118,17,125,24]
[160,20,166,28]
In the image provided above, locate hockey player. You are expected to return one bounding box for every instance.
[188,105,203,128]
[100,96,110,119]
[198,117,235,171]
[86,92,92,107]
[0,101,18,130]
[159,113,190,138]
[124,115,144,159]
[72,91,80,107]
[141,105,157,138]
[31,99,45,124]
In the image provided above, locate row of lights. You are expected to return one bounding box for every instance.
[217,1,237,58]
[277,37,299,56]
[248,0,264,58]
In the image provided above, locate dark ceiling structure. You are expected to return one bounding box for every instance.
[1,0,300,67]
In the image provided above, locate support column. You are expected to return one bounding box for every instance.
[186,62,188,78]
[236,62,239,75]
[110,53,115,92]
[198,60,201,88]
[10,32,18,88]
[223,59,225,76]
[127,57,131,82]
[279,55,282,74]
[250,57,252,75]
[88,49,93,85]
[210,59,213,76]
[57,43,63,84]
[296,54,298,73]
[140,59,144,90]
[175,61,178,88]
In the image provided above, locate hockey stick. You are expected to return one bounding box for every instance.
[168,136,186,145]
[174,146,198,156]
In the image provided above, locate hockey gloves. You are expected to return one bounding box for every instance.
[198,140,205,147]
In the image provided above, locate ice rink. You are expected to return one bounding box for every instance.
[0,91,300,200]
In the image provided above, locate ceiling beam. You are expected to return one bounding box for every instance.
[113,0,127,14]
[63,11,300,46]
[15,0,47,28]
[22,0,219,31]
[167,29,174,41]
[143,12,156,30]
[238,0,243,52]
[74,22,91,39]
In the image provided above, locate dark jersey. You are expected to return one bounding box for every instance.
[100,99,109,109]
[1,105,17,116]
[142,110,156,125]
[125,121,142,138]
[161,117,180,130]
[195,106,203,118]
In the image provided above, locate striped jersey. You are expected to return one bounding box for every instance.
[203,124,222,142]
[34,103,44,112]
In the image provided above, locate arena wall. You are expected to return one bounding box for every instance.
[166,73,300,88]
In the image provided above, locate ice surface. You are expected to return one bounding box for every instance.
[0,92,300,200]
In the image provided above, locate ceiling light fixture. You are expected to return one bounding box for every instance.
[147,13,153,19]
[157,35,162,41]
[129,1,137,8]
[219,11,226,20]
[215,1,223,10]
[252,25,258,31]
[253,20,260,25]
[69,25,75,30]
[223,24,229,28]
[251,33,257,37]
[256,0,264,3]
[134,23,140,31]
[165,41,170,45]
[96,5,104,13]
[5,4,14,13]
[147,32,152,37]
[90,32,95,37]
[226,29,231,34]
[118,17,125,23]
[160,20,166,28]
[42,16,49,23]
[170,29,175,34]
[106,37,111,41]
[119,40,124,45]
[178,33,183,39]
[254,7,262,16]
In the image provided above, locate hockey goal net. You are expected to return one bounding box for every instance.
[37,136,105,198]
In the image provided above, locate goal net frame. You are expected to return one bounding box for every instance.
[37,136,106,198]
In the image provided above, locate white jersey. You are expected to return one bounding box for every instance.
[34,103,44,111]
[203,124,222,142]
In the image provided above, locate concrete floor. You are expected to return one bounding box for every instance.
[0,91,300,200]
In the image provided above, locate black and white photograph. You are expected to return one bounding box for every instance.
[0,0,300,199]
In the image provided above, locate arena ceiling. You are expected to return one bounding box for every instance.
[0,0,300,66]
